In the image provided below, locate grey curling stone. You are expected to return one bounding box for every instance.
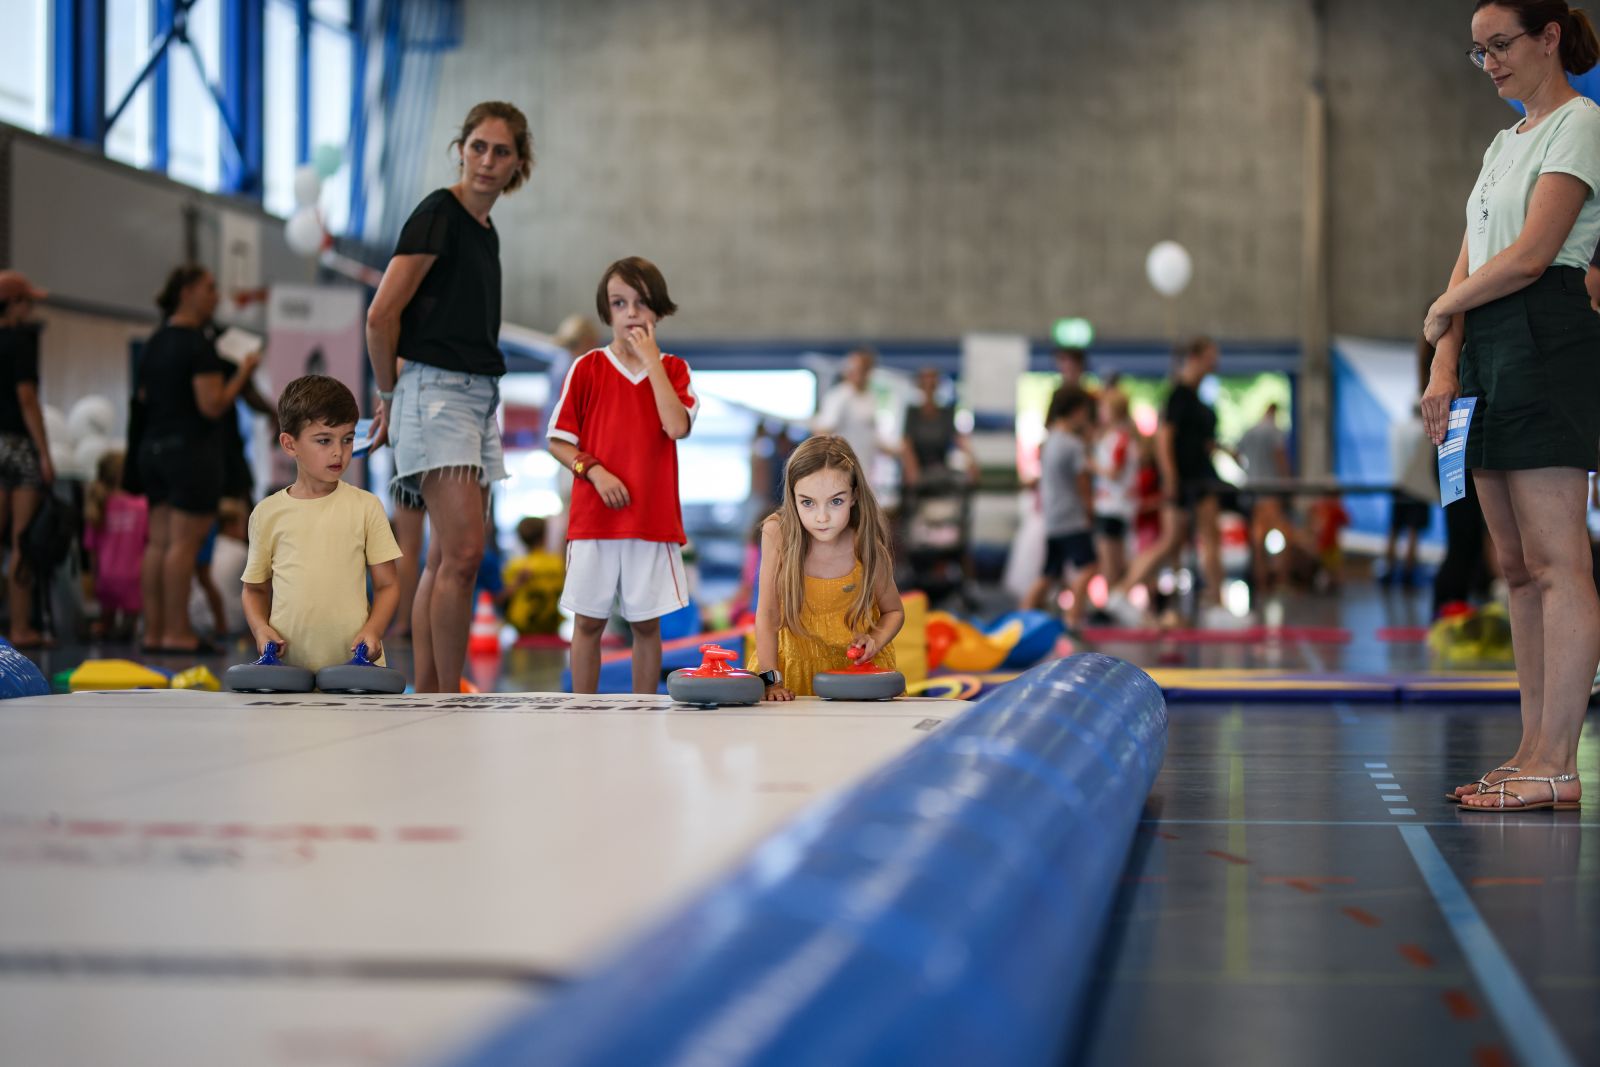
[667,669,765,707]
[225,641,314,693]
[316,643,407,694]
[813,668,906,701]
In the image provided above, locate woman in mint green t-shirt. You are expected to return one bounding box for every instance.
[1423,0,1600,813]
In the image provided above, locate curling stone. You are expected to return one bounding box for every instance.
[666,643,765,706]
[224,642,314,693]
[315,643,407,694]
[812,646,905,701]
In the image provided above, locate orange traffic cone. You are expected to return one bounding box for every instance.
[468,591,501,656]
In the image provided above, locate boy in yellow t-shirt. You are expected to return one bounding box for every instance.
[241,375,403,671]
[499,516,565,636]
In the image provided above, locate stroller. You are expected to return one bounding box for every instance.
[899,469,975,611]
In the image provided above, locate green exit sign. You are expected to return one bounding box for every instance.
[1052,317,1094,347]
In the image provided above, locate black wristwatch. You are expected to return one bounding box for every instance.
[758,669,782,687]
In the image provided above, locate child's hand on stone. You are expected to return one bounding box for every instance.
[254,626,287,656]
[763,684,795,702]
[849,634,882,664]
[352,631,383,661]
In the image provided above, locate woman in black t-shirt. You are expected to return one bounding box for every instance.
[134,266,260,654]
[1103,338,1242,628]
[366,101,533,693]
[0,270,55,647]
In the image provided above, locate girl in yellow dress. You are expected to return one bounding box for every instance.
[750,434,904,699]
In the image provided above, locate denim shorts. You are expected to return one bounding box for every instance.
[390,362,507,507]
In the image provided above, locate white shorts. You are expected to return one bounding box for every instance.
[561,539,689,623]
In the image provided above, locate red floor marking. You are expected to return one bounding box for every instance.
[65,820,126,837]
[1398,943,1437,969]
[1284,879,1321,894]
[1470,877,1544,887]
[1205,850,1252,865]
[1140,827,1181,840]
[1263,876,1355,886]
[1376,626,1430,642]
[396,826,463,843]
[142,823,203,838]
[1341,907,1382,928]
[1473,1045,1512,1067]
[1442,990,1480,1021]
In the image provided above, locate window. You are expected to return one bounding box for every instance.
[263,0,300,217]
[0,0,51,132]
[106,0,155,169]
[167,0,223,191]
[309,20,353,233]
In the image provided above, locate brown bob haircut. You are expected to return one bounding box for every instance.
[278,374,360,437]
[595,256,679,325]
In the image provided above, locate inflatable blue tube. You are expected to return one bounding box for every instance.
[447,653,1166,1067]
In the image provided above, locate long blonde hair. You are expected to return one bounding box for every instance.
[770,435,894,640]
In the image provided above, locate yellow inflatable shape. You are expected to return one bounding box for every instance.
[927,611,1023,673]
[69,659,171,691]
[171,666,221,692]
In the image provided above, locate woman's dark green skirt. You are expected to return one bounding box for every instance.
[1461,265,1600,472]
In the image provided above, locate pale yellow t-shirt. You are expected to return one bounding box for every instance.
[241,481,403,671]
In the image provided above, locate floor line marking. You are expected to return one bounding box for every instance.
[1398,824,1579,1067]
[1386,796,1410,803]
[1143,819,1600,828]
[1388,808,1417,816]
[1369,772,1396,779]
[1365,762,1388,769]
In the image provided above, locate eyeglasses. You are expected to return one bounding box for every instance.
[1467,32,1528,68]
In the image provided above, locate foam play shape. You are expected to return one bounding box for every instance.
[988,611,1065,669]
[316,643,406,694]
[0,640,51,699]
[170,666,221,692]
[68,659,172,691]
[666,644,764,706]
[224,643,313,693]
[813,647,905,701]
[926,611,1022,673]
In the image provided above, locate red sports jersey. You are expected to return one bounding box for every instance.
[547,346,699,543]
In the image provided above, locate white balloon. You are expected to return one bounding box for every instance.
[73,434,116,476]
[293,164,323,208]
[42,404,69,446]
[66,395,118,441]
[1145,240,1194,298]
[285,207,325,257]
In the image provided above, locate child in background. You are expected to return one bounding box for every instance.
[1092,388,1139,590]
[84,451,146,640]
[1310,493,1351,592]
[1024,387,1099,630]
[241,375,403,670]
[751,434,904,700]
[189,500,248,636]
[500,516,565,636]
[546,257,698,694]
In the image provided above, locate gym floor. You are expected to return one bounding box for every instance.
[6,582,1597,1066]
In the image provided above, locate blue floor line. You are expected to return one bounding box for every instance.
[1143,818,1600,828]
[1398,825,1579,1067]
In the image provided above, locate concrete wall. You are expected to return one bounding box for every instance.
[420,0,1508,342]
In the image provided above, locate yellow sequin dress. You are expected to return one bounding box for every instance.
[748,560,897,696]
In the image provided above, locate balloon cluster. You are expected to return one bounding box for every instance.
[44,395,119,479]
[285,164,327,258]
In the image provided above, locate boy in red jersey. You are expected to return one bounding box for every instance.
[546,257,699,693]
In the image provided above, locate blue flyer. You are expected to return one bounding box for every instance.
[1437,397,1476,505]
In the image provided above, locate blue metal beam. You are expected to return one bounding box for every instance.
[295,0,311,164]
[346,0,370,237]
[53,0,107,145]
[221,0,265,195]
[150,0,174,172]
